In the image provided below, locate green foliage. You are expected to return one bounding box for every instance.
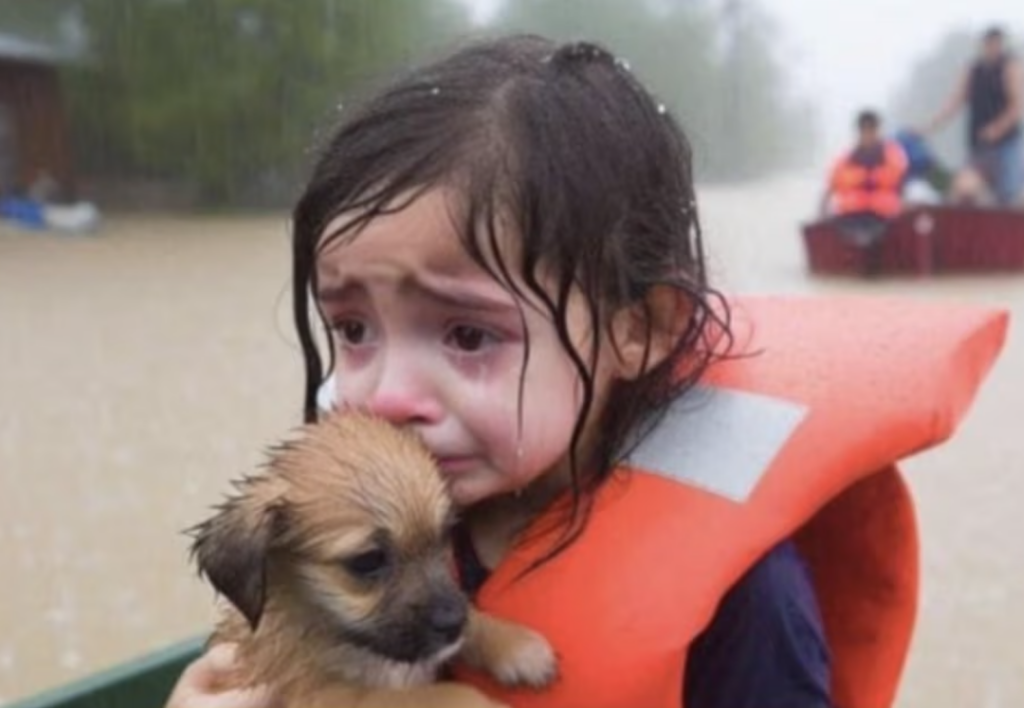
[0,0,79,46]
[62,0,468,206]
[35,0,808,206]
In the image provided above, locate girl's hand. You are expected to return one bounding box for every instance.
[165,643,274,708]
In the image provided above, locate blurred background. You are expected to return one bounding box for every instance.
[0,1,1021,706]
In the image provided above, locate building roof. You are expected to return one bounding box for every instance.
[0,31,80,65]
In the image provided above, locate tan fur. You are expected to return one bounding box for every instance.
[191,412,556,708]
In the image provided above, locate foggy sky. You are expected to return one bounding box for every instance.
[461,0,1021,160]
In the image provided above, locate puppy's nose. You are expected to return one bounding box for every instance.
[427,596,467,642]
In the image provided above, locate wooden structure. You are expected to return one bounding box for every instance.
[0,33,76,198]
[802,206,1024,277]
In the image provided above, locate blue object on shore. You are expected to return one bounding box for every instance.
[0,195,47,230]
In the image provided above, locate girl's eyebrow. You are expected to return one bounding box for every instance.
[412,278,520,314]
[315,281,363,304]
[316,275,519,315]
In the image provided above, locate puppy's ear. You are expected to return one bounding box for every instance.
[189,478,283,631]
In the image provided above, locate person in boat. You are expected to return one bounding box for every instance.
[919,25,1023,208]
[894,128,950,205]
[819,109,909,274]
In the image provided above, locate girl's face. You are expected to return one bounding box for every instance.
[314,188,623,507]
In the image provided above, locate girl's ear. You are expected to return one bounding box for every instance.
[609,285,693,381]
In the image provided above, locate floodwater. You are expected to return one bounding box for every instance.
[1,175,1021,706]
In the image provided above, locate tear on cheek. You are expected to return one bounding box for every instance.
[464,359,493,382]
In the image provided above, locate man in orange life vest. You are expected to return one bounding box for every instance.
[819,109,909,274]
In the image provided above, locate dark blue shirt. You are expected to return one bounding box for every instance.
[685,540,832,708]
[454,531,832,708]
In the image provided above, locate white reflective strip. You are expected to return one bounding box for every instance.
[625,387,807,503]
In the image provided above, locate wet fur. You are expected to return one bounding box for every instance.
[190,413,556,708]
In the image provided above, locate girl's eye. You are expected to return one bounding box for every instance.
[335,319,368,345]
[447,325,493,352]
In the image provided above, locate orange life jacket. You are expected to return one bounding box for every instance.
[453,296,1008,708]
[830,140,908,218]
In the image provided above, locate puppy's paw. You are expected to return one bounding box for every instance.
[463,611,558,690]
[486,623,557,690]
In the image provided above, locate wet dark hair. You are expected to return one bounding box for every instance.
[292,34,731,559]
[983,26,1005,43]
[856,109,881,131]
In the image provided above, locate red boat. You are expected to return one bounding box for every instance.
[802,206,1024,276]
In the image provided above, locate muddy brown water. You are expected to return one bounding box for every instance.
[2,176,1021,706]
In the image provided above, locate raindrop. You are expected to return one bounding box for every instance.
[0,645,14,672]
[59,649,83,670]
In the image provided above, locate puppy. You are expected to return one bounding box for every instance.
[190,412,556,708]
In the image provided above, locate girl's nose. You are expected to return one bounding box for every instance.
[364,356,443,426]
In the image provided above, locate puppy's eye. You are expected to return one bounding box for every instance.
[343,549,389,579]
